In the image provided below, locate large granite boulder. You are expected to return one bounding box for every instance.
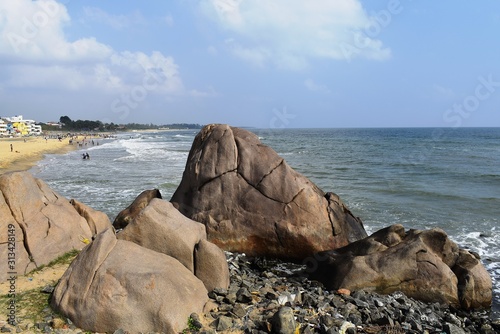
[308,224,492,310]
[116,196,230,292]
[0,171,111,281]
[113,188,162,229]
[171,124,367,260]
[51,228,209,333]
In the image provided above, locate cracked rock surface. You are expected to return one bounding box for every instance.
[171,124,367,260]
[0,171,111,281]
[51,228,209,334]
[309,224,492,310]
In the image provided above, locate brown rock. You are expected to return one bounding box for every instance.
[117,198,206,272]
[113,188,162,229]
[117,197,229,291]
[171,124,367,260]
[0,189,33,276]
[453,249,492,309]
[0,172,105,280]
[309,224,492,309]
[51,228,209,333]
[195,239,230,292]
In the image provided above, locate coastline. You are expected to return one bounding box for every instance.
[0,134,109,175]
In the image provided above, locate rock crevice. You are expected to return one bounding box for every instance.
[0,171,112,281]
[171,124,368,260]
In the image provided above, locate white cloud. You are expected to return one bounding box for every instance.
[200,0,391,69]
[111,51,184,94]
[0,0,112,62]
[225,39,269,67]
[0,0,183,97]
[304,79,330,94]
[82,7,146,30]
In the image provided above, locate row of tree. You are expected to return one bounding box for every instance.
[40,116,202,132]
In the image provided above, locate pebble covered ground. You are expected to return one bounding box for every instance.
[2,252,499,334]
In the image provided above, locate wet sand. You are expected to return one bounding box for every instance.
[0,136,80,175]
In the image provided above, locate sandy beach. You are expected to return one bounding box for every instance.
[0,136,90,174]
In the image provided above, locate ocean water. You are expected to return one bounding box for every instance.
[30,127,500,314]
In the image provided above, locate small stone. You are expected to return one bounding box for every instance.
[237,288,253,303]
[35,323,49,330]
[266,291,279,300]
[353,299,369,309]
[218,304,232,312]
[302,325,314,334]
[491,319,500,331]
[271,307,296,334]
[407,316,422,332]
[232,303,247,318]
[337,289,351,296]
[203,300,219,313]
[263,271,275,278]
[213,287,228,296]
[347,313,361,326]
[248,308,263,322]
[200,330,216,334]
[50,318,66,330]
[225,292,237,304]
[40,285,55,294]
[479,324,495,334]
[443,323,466,334]
[339,321,355,334]
[216,316,233,331]
[0,327,12,333]
[113,329,127,334]
[373,298,384,307]
[320,315,335,329]
[444,313,462,327]
[189,313,203,330]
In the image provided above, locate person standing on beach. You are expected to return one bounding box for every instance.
[10,144,13,152]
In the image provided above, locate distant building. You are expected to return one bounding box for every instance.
[0,115,43,136]
[0,119,7,136]
[46,121,62,128]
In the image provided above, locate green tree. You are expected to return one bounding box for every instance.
[59,116,72,126]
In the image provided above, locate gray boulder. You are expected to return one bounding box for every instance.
[171,124,367,260]
[0,171,111,281]
[309,224,492,310]
[51,228,209,333]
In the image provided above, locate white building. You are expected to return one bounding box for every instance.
[0,119,8,136]
[5,115,24,123]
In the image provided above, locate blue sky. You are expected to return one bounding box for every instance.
[1,0,499,128]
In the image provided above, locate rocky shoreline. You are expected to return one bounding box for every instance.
[2,251,499,334]
[202,252,498,334]
[1,124,496,333]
